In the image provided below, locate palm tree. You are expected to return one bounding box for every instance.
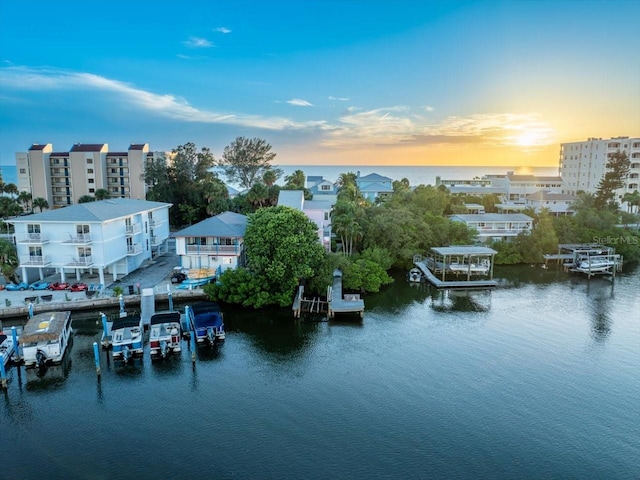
[17,191,32,213]
[284,169,306,190]
[3,183,18,198]
[33,197,49,212]
[622,190,640,214]
[95,189,110,200]
[262,169,279,187]
[0,238,20,284]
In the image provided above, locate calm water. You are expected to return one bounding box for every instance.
[1,265,638,479]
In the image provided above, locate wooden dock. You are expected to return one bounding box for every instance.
[413,261,498,289]
[292,285,328,318]
[293,270,364,319]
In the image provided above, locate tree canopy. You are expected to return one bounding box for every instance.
[218,137,280,189]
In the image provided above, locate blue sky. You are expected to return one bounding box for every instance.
[1,0,639,168]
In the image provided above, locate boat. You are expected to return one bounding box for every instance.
[111,315,144,363]
[20,311,73,369]
[149,312,182,359]
[448,259,491,275]
[187,302,225,346]
[175,268,216,290]
[576,256,616,273]
[407,267,423,283]
[1,331,16,367]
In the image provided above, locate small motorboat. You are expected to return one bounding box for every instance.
[187,302,225,346]
[149,312,182,359]
[407,268,423,283]
[111,315,144,363]
[20,311,73,369]
[1,331,16,367]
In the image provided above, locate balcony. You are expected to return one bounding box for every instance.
[127,243,142,255]
[151,236,164,246]
[186,244,242,255]
[17,233,49,244]
[20,255,52,266]
[125,224,142,235]
[67,256,94,267]
[63,233,92,244]
[474,227,531,236]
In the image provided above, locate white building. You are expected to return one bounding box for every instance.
[172,211,248,272]
[15,143,166,207]
[355,173,394,202]
[277,190,332,250]
[523,191,577,215]
[449,213,533,243]
[560,137,640,202]
[9,198,171,285]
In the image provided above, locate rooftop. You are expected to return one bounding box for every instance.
[450,213,533,222]
[172,211,248,238]
[431,246,497,256]
[70,143,107,152]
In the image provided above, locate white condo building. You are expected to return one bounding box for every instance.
[16,143,166,207]
[560,137,640,201]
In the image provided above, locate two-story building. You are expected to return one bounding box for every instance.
[449,213,533,243]
[355,173,394,202]
[172,211,248,272]
[523,191,576,215]
[9,198,171,285]
[277,190,332,250]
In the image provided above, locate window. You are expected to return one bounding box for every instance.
[87,168,94,174]
[88,178,94,184]
[78,247,92,258]
[20,168,26,174]
[76,224,90,235]
[27,224,41,234]
[89,188,95,193]
[320,184,332,191]
[87,159,93,164]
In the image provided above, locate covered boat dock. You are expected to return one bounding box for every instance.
[414,246,498,288]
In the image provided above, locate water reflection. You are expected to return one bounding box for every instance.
[428,288,492,313]
[585,278,615,343]
[24,341,73,391]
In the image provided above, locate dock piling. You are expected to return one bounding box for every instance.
[11,326,20,362]
[93,342,101,376]
[0,359,6,389]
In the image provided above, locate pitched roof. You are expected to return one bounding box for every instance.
[277,190,305,210]
[358,181,393,193]
[357,173,392,183]
[172,211,247,238]
[524,190,577,201]
[10,198,171,223]
[70,143,106,152]
[303,200,332,210]
[29,144,49,151]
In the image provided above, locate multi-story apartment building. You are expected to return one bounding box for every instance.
[560,137,640,201]
[16,143,165,207]
[9,198,171,286]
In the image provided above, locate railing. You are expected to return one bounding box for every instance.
[17,233,49,244]
[20,255,51,266]
[67,256,93,267]
[125,224,142,235]
[474,228,531,235]
[64,233,92,244]
[186,244,241,255]
[148,219,156,227]
[127,244,142,255]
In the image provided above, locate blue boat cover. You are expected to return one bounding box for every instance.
[111,315,142,330]
[150,312,181,325]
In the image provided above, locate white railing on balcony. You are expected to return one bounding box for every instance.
[64,233,92,244]
[186,244,242,255]
[474,227,531,236]
[127,244,142,255]
[67,256,93,267]
[125,224,142,235]
[20,255,51,266]
[17,233,49,244]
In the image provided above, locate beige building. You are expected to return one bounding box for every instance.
[16,143,164,207]
[560,137,640,201]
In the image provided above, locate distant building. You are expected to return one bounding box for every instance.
[15,143,166,207]
[277,190,332,250]
[523,191,576,215]
[560,137,640,204]
[355,173,394,202]
[172,211,248,272]
[9,198,171,285]
[449,213,533,243]
[307,175,338,203]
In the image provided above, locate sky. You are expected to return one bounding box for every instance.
[1,0,639,168]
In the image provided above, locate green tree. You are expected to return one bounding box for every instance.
[262,168,280,187]
[595,150,630,210]
[78,195,95,203]
[32,197,49,212]
[95,189,110,200]
[284,169,306,190]
[622,190,640,214]
[206,206,325,308]
[218,137,278,189]
[0,238,20,284]
[17,191,32,213]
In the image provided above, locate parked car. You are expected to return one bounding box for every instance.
[28,280,51,290]
[171,271,187,284]
[68,282,89,292]
[6,282,29,291]
[49,282,70,291]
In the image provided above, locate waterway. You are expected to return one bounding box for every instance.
[1,265,639,479]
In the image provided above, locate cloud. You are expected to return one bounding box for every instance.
[328,96,350,101]
[214,27,231,34]
[0,66,327,131]
[286,98,314,107]
[183,37,213,48]
[425,105,434,112]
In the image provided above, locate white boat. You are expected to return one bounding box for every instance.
[149,312,182,359]
[1,331,15,367]
[577,256,616,272]
[20,311,73,369]
[111,315,144,363]
[407,268,423,283]
[448,259,490,275]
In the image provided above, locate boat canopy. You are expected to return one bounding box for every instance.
[150,312,181,325]
[111,316,142,330]
[193,311,223,329]
[20,311,71,343]
[190,302,221,315]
